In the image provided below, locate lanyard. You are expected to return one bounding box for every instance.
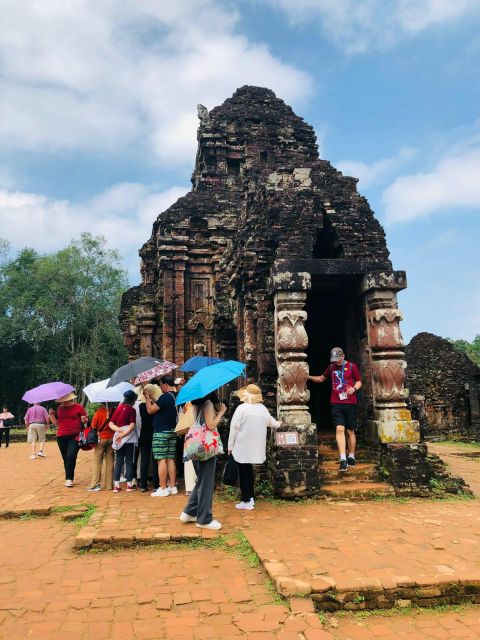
[335,362,347,389]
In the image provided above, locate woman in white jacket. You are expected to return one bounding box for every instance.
[228,384,280,510]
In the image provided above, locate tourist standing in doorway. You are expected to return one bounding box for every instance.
[228,384,280,510]
[308,347,362,472]
[0,407,14,448]
[24,402,50,459]
[146,375,178,497]
[50,393,87,486]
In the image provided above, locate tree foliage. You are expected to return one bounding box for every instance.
[0,234,128,418]
[451,336,480,367]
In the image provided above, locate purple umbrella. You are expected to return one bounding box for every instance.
[22,382,75,404]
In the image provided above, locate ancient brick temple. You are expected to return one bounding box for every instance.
[406,333,480,440]
[121,86,422,497]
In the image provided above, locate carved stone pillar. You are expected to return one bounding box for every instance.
[138,311,156,356]
[274,291,311,428]
[363,272,419,443]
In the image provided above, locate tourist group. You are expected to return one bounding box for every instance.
[19,356,280,531]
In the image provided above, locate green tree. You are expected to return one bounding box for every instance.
[451,336,480,367]
[0,234,128,418]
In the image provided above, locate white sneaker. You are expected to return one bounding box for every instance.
[87,484,101,492]
[179,512,197,523]
[120,475,127,482]
[168,486,178,495]
[65,480,74,488]
[151,487,170,497]
[37,451,46,457]
[196,519,222,530]
[30,454,36,459]
[235,501,254,510]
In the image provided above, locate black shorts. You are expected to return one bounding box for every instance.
[331,404,357,431]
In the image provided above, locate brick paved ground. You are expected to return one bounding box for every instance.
[428,442,480,497]
[1,442,480,638]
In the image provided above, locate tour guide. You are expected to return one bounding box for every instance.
[308,347,362,473]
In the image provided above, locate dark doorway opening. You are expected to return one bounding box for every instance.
[306,277,361,433]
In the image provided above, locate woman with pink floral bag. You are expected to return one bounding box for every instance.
[179,392,226,530]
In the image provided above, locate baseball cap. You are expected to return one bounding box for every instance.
[330,347,344,362]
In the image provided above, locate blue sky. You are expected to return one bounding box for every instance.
[0,0,479,342]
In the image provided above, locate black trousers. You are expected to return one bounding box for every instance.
[0,428,10,447]
[114,443,136,483]
[57,435,79,481]
[138,440,159,490]
[237,462,255,502]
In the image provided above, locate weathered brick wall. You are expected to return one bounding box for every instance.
[405,332,480,440]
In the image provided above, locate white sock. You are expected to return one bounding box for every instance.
[340,454,347,461]
[114,481,120,488]
[349,454,355,459]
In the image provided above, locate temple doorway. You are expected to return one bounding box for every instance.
[305,276,362,434]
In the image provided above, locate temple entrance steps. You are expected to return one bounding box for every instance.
[317,433,395,500]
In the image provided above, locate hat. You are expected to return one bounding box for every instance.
[237,384,263,404]
[330,347,344,363]
[123,389,138,404]
[174,377,184,386]
[143,383,162,401]
[56,392,77,403]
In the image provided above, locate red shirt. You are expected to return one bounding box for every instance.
[91,406,114,440]
[323,361,361,405]
[57,403,87,436]
[110,404,136,428]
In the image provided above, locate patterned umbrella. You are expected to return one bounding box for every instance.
[133,360,178,384]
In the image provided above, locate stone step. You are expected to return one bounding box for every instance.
[319,462,380,481]
[317,446,378,464]
[318,482,395,500]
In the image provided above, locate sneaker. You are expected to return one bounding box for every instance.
[347,456,356,467]
[168,486,178,495]
[87,484,101,492]
[30,454,36,460]
[126,484,136,492]
[179,512,197,523]
[113,486,121,493]
[235,501,254,510]
[196,519,222,530]
[339,459,348,473]
[140,488,148,493]
[120,475,127,482]
[151,487,170,497]
[37,451,46,457]
[65,480,74,487]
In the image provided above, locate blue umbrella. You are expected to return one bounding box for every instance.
[176,360,246,405]
[179,356,224,372]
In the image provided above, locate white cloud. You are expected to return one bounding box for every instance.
[0,183,188,279]
[263,0,480,53]
[0,0,311,163]
[382,147,480,223]
[337,146,416,188]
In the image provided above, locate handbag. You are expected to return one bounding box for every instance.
[183,408,224,461]
[222,454,238,486]
[175,402,196,436]
[77,426,96,451]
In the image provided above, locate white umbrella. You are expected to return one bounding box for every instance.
[83,378,134,403]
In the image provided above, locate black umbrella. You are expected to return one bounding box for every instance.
[107,357,168,387]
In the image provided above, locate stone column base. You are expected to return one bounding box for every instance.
[369,419,420,444]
